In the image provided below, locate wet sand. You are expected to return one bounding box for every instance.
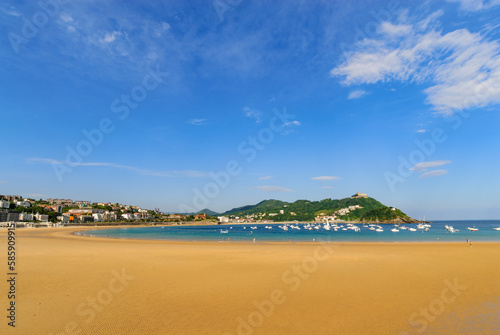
[1,226,499,335]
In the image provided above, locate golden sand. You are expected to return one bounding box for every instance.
[1,226,499,335]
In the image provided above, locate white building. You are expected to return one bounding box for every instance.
[92,213,104,222]
[19,212,34,221]
[35,213,49,222]
[0,200,10,209]
[16,200,31,207]
[121,213,134,220]
[218,216,229,223]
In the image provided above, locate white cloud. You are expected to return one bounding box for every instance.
[380,22,411,36]
[331,13,500,114]
[419,169,448,178]
[60,14,74,23]
[259,176,272,180]
[188,119,208,126]
[447,0,500,11]
[28,158,208,178]
[243,107,262,123]
[347,90,368,100]
[1,6,21,17]
[284,120,301,126]
[101,31,122,43]
[256,186,293,192]
[311,176,342,181]
[410,160,452,172]
[416,129,427,133]
[321,186,333,189]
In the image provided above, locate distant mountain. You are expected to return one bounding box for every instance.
[179,208,220,216]
[221,196,418,223]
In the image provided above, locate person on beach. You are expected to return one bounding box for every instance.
[253,238,256,243]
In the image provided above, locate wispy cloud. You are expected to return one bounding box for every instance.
[379,22,412,36]
[331,11,500,114]
[416,129,427,133]
[28,158,208,178]
[0,181,6,184]
[281,119,301,135]
[321,186,333,189]
[1,7,21,17]
[243,107,262,123]
[100,31,122,44]
[419,169,448,178]
[259,176,272,180]
[256,186,293,192]
[188,119,208,126]
[410,160,451,172]
[311,176,342,181]
[348,89,368,100]
[284,120,301,126]
[447,0,500,11]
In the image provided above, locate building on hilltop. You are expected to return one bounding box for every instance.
[74,201,91,207]
[47,199,74,206]
[352,192,368,198]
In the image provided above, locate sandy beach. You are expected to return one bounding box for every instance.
[1,226,499,335]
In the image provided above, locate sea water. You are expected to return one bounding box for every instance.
[80,220,500,243]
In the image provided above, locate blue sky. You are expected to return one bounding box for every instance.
[1,0,500,219]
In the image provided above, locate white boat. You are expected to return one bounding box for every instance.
[391,228,399,232]
[408,228,417,232]
[220,229,229,234]
[375,228,383,232]
[445,225,459,233]
[467,227,478,232]
[323,220,331,230]
[493,227,500,231]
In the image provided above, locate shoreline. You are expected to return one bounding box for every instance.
[5,225,500,245]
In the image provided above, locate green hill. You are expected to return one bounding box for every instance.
[222,196,417,223]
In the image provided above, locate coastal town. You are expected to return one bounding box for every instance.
[0,194,212,227]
